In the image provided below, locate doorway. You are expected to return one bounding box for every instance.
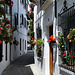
[49,25,53,75]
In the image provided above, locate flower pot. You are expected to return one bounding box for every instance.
[29,2,34,7]
[37,52,41,57]
[51,43,56,48]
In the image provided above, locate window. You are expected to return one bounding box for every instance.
[20,38,21,50]
[24,18,26,27]
[20,14,23,25]
[6,43,7,61]
[25,40,26,50]
[0,42,2,62]
[58,4,75,71]
[36,25,42,39]
[14,13,18,28]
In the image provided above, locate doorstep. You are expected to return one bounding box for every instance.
[25,64,42,75]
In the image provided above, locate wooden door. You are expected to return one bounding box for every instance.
[49,25,53,75]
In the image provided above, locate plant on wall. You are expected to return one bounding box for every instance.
[58,33,67,64]
[47,35,56,48]
[0,18,13,43]
[67,28,75,42]
[0,0,14,7]
[36,39,44,57]
[0,5,5,17]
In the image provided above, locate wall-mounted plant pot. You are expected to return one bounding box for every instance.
[30,14,34,19]
[51,43,56,48]
[27,16,30,20]
[37,52,41,57]
[29,2,34,8]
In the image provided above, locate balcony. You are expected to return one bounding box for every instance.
[40,0,53,10]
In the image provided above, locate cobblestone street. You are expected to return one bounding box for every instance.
[1,51,34,75]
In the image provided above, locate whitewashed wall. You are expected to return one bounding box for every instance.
[34,0,75,75]
[11,0,27,61]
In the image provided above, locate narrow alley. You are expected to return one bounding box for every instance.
[1,51,35,75]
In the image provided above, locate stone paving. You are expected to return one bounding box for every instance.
[1,50,36,75]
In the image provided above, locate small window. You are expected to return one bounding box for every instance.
[25,40,26,50]
[20,14,23,25]
[20,39,21,50]
[14,13,18,28]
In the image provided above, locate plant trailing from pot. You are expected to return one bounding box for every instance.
[29,2,34,8]
[29,0,38,5]
[0,5,5,17]
[47,35,56,48]
[13,40,19,45]
[67,28,75,42]
[0,0,14,7]
[36,39,44,57]
[26,11,31,20]
[30,10,34,19]
[58,33,67,64]
[30,38,37,47]
[0,18,13,43]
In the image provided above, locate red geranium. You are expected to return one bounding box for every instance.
[62,54,66,57]
[47,35,56,43]
[0,40,2,44]
[0,27,2,30]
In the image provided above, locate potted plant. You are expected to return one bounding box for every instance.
[0,0,14,7]
[36,39,44,57]
[0,5,5,17]
[29,0,38,5]
[0,18,13,43]
[13,40,19,45]
[30,38,37,47]
[26,11,31,20]
[29,2,34,8]
[67,28,75,42]
[47,35,56,48]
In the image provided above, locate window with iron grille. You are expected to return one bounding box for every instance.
[58,4,75,72]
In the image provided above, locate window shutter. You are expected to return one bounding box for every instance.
[17,13,18,25]
[14,14,17,28]
[0,42,2,62]
[22,14,23,24]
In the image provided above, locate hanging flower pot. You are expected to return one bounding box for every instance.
[30,13,34,19]
[29,2,34,8]
[51,43,56,48]
[13,40,19,45]
[37,51,41,57]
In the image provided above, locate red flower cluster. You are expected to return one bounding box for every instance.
[47,35,56,43]
[62,54,66,57]
[1,0,14,7]
[0,40,2,44]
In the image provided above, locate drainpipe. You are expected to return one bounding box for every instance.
[17,0,20,28]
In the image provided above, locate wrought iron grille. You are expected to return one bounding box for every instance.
[58,3,75,72]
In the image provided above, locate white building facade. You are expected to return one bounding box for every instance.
[0,0,28,74]
[34,0,75,75]
[11,0,28,61]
